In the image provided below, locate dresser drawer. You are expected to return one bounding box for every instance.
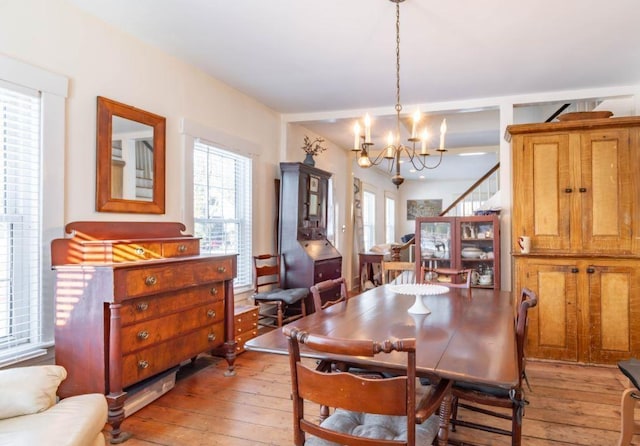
[121,301,225,354]
[116,257,233,299]
[235,329,259,354]
[120,283,225,325]
[314,258,342,282]
[122,323,224,387]
[235,306,258,334]
[112,243,163,261]
[162,239,199,257]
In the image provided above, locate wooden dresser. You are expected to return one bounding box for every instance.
[233,305,259,354]
[51,222,237,443]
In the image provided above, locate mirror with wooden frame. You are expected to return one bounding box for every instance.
[96,96,166,213]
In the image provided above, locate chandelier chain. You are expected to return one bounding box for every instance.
[395,1,402,118]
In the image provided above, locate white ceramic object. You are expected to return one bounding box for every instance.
[387,283,449,314]
[461,247,483,259]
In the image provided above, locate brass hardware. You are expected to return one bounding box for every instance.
[586,267,595,274]
[217,266,226,273]
[145,275,157,286]
[565,188,573,193]
[208,333,216,341]
[178,244,187,252]
[571,267,579,273]
[136,302,149,311]
[137,330,149,340]
[207,309,216,318]
[135,247,144,256]
[237,317,242,323]
[138,360,149,369]
[579,187,587,193]
[210,287,218,295]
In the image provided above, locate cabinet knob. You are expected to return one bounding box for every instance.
[217,266,226,273]
[138,360,149,369]
[571,267,579,274]
[178,244,187,252]
[565,188,573,193]
[579,187,587,193]
[135,247,145,256]
[208,333,216,342]
[145,275,157,286]
[210,287,218,295]
[586,267,595,274]
[207,309,216,318]
[136,302,149,312]
[318,273,323,279]
[137,330,149,340]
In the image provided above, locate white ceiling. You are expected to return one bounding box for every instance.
[67,0,640,181]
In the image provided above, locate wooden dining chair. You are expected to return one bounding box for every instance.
[252,254,308,328]
[309,277,348,313]
[282,326,452,446]
[381,261,416,284]
[616,358,640,446]
[448,287,538,446]
[420,267,473,297]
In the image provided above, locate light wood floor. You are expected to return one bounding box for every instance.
[114,352,640,445]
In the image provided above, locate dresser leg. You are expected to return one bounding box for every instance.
[222,340,237,376]
[106,392,132,444]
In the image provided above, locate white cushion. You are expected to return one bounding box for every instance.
[305,409,440,445]
[0,393,107,446]
[0,365,67,419]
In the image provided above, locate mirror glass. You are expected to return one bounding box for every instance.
[96,97,166,214]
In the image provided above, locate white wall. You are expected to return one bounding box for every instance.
[0,0,281,261]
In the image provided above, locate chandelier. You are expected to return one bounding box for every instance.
[352,0,447,188]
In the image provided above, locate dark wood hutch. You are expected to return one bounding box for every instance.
[278,163,342,311]
[51,221,237,443]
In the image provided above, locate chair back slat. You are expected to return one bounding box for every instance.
[297,364,408,415]
[310,277,348,312]
[381,261,415,284]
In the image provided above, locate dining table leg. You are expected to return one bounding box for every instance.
[437,391,452,445]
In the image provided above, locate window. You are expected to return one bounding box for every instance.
[385,195,396,244]
[362,190,376,251]
[0,85,41,360]
[193,140,252,288]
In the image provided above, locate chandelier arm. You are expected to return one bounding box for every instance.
[406,148,447,170]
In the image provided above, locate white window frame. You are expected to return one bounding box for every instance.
[384,192,396,244]
[0,55,67,367]
[362,188,376,252]
[181,119,255,293]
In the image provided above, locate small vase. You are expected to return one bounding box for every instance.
[303,152,315,166]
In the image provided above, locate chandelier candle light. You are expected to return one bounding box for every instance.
[352,0,447,188]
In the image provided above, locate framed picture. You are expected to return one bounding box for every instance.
[309,193,319,216]
[309,175,319,193]
[406,199,442,220]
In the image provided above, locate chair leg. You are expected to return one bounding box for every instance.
[617,387,638,446]
[450,395,459,432]
[511,405,522,446]
[276,302,284,327]
[301,300,306,317]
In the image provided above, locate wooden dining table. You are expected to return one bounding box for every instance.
[245,284,519,444]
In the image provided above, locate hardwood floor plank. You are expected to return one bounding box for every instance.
[108,352,640,445]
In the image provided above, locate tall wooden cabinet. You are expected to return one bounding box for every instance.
[508,116,640,364]
[51,222,237,442]
[278,163,342,311]
[414,215,500,289]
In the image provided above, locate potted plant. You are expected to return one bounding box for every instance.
[301,136,326,166]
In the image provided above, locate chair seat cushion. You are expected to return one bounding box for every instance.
[453,381,510,398]
[304,409,440,445]
[618,358,640,390]
[254,288,307,305]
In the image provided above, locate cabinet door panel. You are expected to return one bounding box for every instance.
[514,134,571,252]
[515,259,578,361]
[580,130,632,253]
[588,263,640,363]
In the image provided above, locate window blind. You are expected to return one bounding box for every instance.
[0,84,42,363]
[193,140,252,288]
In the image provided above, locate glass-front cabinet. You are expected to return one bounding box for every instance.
[415,215,500,289]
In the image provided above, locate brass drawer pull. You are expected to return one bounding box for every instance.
[135,247,145,256]
[210,287,218,295]
[138,360,149,369]
[236,317,242,323]
[207,309,216,318]
[137,330,149,340]
[178,244,187,253]
[145,275,157,286]
[208,333,216,342]
[217,266,226,273]
[136,302,149,312]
